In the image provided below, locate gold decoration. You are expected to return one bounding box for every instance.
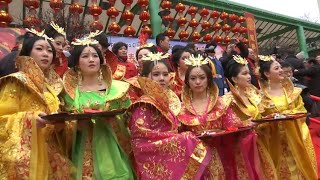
[141,52,170,63]
[184,54,209,67]
[71,30,103,46]
[258,55,274,61]
[50,21,66,37]
[233,55,248,65]
[137,42,154,49]
[26,28,53,41]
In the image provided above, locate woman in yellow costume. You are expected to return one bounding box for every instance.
[258,55,317,179]
[62,32,135,179]
[0,29,71,179]
[224,55,278,179]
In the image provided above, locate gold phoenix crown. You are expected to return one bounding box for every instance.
[141,52,170,63]
[258,55,274,61]
[71,31,102,46]
[184,54,209,67]
[26,28,53,41]
[233,55,248,65]
[50,21,66,38]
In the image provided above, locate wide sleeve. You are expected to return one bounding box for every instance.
[222,107,244,129]
[129,104,210,180]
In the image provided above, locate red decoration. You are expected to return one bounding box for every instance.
[106,6,119,21]
[124,26,136,37]
[24,0,39,9]
[108,22,121,35]
[137,0,149,10]
[177,17,187,27]
[178,30,189,41]
[199,8,209,20]
[121,10,134,25]
[201,20,211,31]
[0,10,12,27]
[90,20,103,31]
[139,10,150,24]
[163,15,174,24]
[212,23,221,31]
[187,6,198,18]
[160,0,171,10]
[0,0,11,7]
[191,32,201,42]
[23,15,40,27]
[109,0,115,6]
[222,24,231,32]
[229,14,239,24]
[189,18,199,30]
[141,25,152,36]
[89,3,102,19]
[239,16,246,24]
[49,0,63,13]
[224,36,231,44]
[166,28,176,39]
[203,33,213,43]
[239,27,247,34]
[214,35,223,43]
[175,3,185,15]
[121,0,133,9]
[220,12,229,22]
[210,10,220,19]
[69,3,83,14]
[231,26,240,34]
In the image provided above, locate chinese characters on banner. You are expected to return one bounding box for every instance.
[244,12,259,55]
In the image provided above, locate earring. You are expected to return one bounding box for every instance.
[98,68,103,85]
[77,70,82,86]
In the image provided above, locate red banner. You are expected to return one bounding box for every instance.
[0,28,25,59]
[244,12,259,55]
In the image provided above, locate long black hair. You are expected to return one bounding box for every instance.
[70,44,104,69]
[140,59,172,77]
[19,35,56,60]
[259,60,274,81]
[225,58,247,85]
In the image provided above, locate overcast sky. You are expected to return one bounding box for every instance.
[230,0,320,22]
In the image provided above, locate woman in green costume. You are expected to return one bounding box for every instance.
[62,34,135,179]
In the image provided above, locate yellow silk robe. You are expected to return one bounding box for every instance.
[259,78,317,179]
[0,56,71,179]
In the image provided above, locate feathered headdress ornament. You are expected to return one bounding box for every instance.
[50,21,66,38]
[233,55,248,65]
[26,28,53,41]
[141,52,170,65]
[184,54,209,67]
[258,55,274,61]
[137,32,154,49]
[71,30,102,46]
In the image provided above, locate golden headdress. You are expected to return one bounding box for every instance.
[184,54,209,67]
[258,55,274,61]
[141,52,170,64]
[50,21,66,38]
[233,55,248,65]
[26,28,53,41]
[71,30,102,46]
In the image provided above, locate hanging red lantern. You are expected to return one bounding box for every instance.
[0,10,12,27]
[191,32,201,42]
[177,16,187,27]
[121,0,133,9]
[222,24,231,32]
[49,0,63,13]
[187,6,198,18]
[242,38,248,44]
[201,20,211,31]
[0,0,11,7]
[239,27,247,34]
[179,30,189,41]
[220,12,229,22]
[212,23,221,31]
[239,16,246,24]
[139,10,150,25]
[166,28,176,39]
[210,10,220,19]
[69,3,83,14]
[108,22,121,35]
[124,26,136,37]
[199,8,209,20]
[106,6,119,21]
[163,15,173,24]
[137,0,149,10]
[121,10,134,25]
[89,3,102,19]
[141,25,152,36]
[214,35,223,43]
[229,14,239,24]
[175,3,185,15]
[189,18,199,30]
[224,36,231,44]
[24,0,39,9]
[231,26,240,34]
[160,0,171,10]
[203,33,213,43]
[23,15,40,27]
[90,20,103,31]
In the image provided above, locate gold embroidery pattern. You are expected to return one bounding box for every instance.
[142,161,173,179]
[82,136,94,179]
[204,148,225,179]
[112,64,126,80]
[182,142,207,179]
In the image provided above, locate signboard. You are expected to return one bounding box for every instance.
[244,12,259,55]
